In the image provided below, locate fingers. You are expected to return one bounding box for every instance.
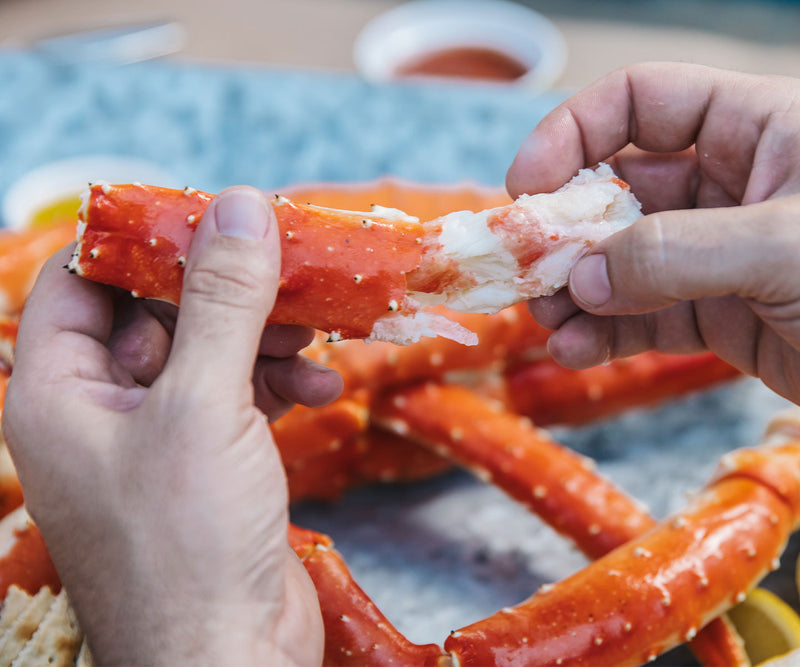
[107,298,173,386]
[540,195,800,369]
[545,302,707,369]
[14,245,114,366]
[253,355,343,421]
[543,311,613,368]
[507,63,719,197]
[569,196,800,315]
[258,325,316,358]
[527,288,579,331]
[4,246,142,502]
[164,187,280,396]
[8,245,143,422]
[606,147,703,214]
[506,63,800,204]
[255,326,342,420]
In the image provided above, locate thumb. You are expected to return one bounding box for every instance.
[165,186,280,392]
[568,195,800,315]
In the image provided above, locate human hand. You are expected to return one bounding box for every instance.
[2,186,343,665]
[507,62,800,403]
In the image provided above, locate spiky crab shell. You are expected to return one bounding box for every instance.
[69,184,425,340]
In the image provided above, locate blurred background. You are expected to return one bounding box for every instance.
[2,0,800,87]
[1,0,799,212]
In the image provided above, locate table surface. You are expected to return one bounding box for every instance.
[2,2,800,665]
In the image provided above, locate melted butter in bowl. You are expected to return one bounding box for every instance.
[2,156,179,230]
[27,195,84,229]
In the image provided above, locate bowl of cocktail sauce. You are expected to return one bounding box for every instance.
[354,0,566,89]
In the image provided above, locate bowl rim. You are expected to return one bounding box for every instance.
[353,0,567,90]
[2,155,179,229]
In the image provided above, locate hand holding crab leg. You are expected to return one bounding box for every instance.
[2,187,342,666]
[513,63,800,404]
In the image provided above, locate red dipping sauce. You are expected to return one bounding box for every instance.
[394,46,530,82]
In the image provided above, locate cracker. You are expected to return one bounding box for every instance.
[0,586,86,667]
[12,588,83,667]
[0,586,57,661]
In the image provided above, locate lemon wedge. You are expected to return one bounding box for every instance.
[727,588,800,665]
[759,647,800,666]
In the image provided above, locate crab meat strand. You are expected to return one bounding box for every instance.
[405,165,640,314]
[303,303,550,394]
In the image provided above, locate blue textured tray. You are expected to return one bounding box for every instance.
[0,50,565,207]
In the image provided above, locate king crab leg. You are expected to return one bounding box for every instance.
[270,398,369,468]
[0,507,60,600]
[370,381,749,666]
[69,184,430,343]
[69,164,641,346]
[501,351,741,427]
[277,348,740,501]
[446,475,786,666]
[0,223,75,317]
[288,524,450,666]
[372,382,656,559]
[439,409,800,666]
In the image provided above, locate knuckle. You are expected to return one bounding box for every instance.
[624,214,670,287]
[183,253,270,311]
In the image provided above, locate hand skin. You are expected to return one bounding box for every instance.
[508,62,800,403]
[2,187,343,665]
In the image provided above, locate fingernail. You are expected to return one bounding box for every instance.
[214,189,272,240]
[571,254,611,306]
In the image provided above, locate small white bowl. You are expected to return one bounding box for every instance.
[2,156,179,230]
[354,0,567,90]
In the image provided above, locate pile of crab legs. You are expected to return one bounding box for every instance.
[0,185,797,666]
